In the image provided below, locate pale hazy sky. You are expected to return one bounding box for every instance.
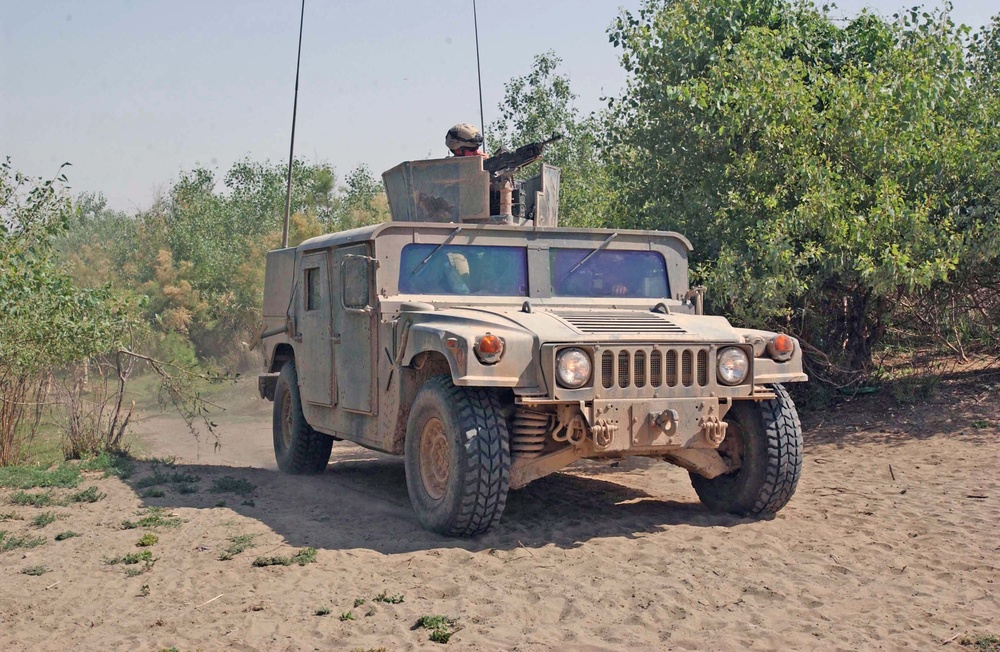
[1,1,995,212]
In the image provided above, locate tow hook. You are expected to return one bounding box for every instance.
[650,409,679,437]
[699,415,728,446]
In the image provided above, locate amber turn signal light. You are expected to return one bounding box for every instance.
[475,333,505,364]
[767,334,795,361]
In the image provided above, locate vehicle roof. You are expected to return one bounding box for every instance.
[295,222,693,253]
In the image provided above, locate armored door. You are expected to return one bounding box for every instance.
[332,244,377,415]
[297,252,336,406]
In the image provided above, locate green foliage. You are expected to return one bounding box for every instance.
[136,533,158,547]
[0,463,81,489]
[9,490,58,507]
[21,565,49,576]
[218,533,258,561]
[489,52,615,227]
[105,549,154,565]
[68,486,105,503]
[373,590,404,604]
[209,475,255,496]
[120,507,182,530]
[30,511,59,527]
[607,0,1000,373]
[54,530,79,541]
[339,611,355,621]
[0,531,46,551]
[415,615,459,644]
[251,546,317,567]
[0,160,140,464]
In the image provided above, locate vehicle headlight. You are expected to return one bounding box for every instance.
[556,348,592,389]
[717,347,749,385]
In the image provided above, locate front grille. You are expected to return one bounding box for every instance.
[555,312,687,334]
[598,345,713,394]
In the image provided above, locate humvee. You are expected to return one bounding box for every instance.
[257,152,807,536]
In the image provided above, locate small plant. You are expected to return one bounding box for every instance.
[315,607,331,616]
[140,584,150,597]
[106,549,154,565]
[214,500,226,508]
[960,634,1000,652]
[175,483,198,495]
[136,533,159,547]
[21,565,49,576]
[210,476,255,496]
[80,451,134,479]
[365,608,376,617]
[69,486,106,503]
[339,611,355,621]
[9,490,58,507]
[121,507,182,530]
[125,565,151,577]
[251,547,317,567]
[54,530,80,541]
[415,615,460,644]
[0,531,46,552]
[373,590,404,604]
[241,499,255,507]
[218,533,259,561]
[354,598,366,608]
[0,511,22,521]
[971,420,990,429]
[31,511,59,527]
[141,488,166,498]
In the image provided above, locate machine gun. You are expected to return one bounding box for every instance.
[483,134,563,179]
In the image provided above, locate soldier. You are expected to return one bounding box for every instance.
[445,123,485,157]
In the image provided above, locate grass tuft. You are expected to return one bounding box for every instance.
[0,511,22,521]
[141,488,166,498]
[54,530,80,541]
[80,452,134,479]
[0,531,46,552]
[339,611,355,621]
[961,634,1000,652]
[21,565,49,576]
[69,486,106,503]
[106,549,154,565]
[354,598,366,608]
[315,607,331,616]
[9,490,59,507]
[251,547,316,567]
[31,511,60,527]
[121,507,182,530]
[0,463,80,489]
[210,476,255,496]
[218,533,259,561]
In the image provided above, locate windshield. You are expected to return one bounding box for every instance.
[550,248,669,298]
[399,244,528,296]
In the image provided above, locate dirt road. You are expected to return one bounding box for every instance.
[1,378,997,651]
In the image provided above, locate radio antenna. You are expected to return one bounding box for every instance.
[473,0,486,144]
[282,0,306,249]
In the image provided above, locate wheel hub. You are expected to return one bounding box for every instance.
[419,417,451,500]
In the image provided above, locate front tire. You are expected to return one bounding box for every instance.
[272,360,334,474]
[404,376,511,536]
[690,384,803,517]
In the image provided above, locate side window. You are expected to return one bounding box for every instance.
[342,255,370,309]
[305,267,319,311]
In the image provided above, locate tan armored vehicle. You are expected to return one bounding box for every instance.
[258,151,807,536]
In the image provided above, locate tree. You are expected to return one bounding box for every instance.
[608,0,1000,375]
[489,52,615,227]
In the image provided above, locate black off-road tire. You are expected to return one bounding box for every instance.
[690,384,803,517]
[404,375,511,537]
[272,360,334,475]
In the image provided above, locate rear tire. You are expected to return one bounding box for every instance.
[404,376,510,536]
[690,384,802,516]
[272,360,334,474]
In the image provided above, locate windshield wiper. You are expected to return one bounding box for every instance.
[565,231,618,277]
[411,226,462,276]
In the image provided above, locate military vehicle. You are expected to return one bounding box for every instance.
[257,145,807,536]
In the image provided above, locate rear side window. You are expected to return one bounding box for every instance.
[399,244,528,296]
[550,248,669,298]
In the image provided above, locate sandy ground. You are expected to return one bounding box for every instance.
[1,375,998,651]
